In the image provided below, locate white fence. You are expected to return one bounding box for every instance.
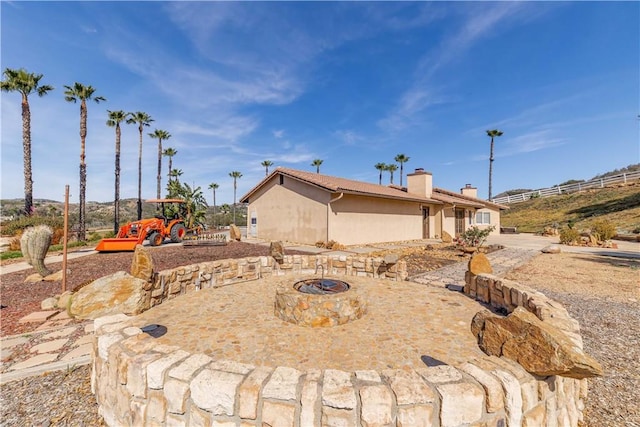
[491,171,640,205]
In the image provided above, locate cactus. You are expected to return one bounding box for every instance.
[20,225,53,277]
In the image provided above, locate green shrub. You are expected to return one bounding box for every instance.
[591,220,617,241]
[559,227,581,245]
[457,225,496,248]
[1,216,64,237]
[1,250,23,261]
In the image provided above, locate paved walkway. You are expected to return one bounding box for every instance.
[1,234,637,383]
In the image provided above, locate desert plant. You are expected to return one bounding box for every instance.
[591,219,617,241]
[20,225,53,276]
[559,227,581,245]
[457,225,496,248]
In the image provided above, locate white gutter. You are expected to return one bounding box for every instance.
[327,192,344,242]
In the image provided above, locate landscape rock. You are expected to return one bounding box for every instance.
[473,307,603,379]
[541,245,561,254]
[41,297,57,310]
[24,273,44,283]
[468,252,493,275]
[441,231,453,243]
[43,269,65,282]
[69,271,149,320]
[57,291,73,310]
[131,245,154,281]
[229,224,242,241]
[270,241,285,263]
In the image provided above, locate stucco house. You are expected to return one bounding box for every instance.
[240,167,507,246]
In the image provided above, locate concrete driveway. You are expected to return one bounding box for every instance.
[486,233,640,259]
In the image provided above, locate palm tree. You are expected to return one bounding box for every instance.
[385,163,398,184]
[486,129,504,200]
[374,163,387,185]
[311,159,323,174]
[261,160,274,176]
[169,168,183,181]
[394,154,410,187]
[208,182,219,228]
[1,68,53,216]
[127,112,154,219]
[163,147,178,181]
[149,129,172,199]
[64,82,106,241]
[229,171,243,224]
[106,110,129,234]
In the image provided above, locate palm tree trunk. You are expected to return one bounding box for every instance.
[137,127,143,220]
[488,138,495,200]
[21,95,33,216]
[168,157,173,181]
[400,163,404,187]
[78,101,87,241]
[232,180,237,224]
[213,190,217,228]
[114,125,121,235]
[156,138,162,199]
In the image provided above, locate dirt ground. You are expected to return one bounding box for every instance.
[505,252,639,304]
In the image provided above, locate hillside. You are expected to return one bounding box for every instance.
[500,181,640,234]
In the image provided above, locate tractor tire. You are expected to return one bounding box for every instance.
[170,224,186,243]
[148,232,163,247]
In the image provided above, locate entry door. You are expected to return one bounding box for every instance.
[455,208,465,236]
[422,207,430,239]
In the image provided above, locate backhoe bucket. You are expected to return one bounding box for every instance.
[95,238,140,252]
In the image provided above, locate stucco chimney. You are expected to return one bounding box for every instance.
[407,168,433,198]
[461,184,478,198]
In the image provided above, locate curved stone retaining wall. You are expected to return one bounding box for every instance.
[92,255,588,426]
[148,254,407,310]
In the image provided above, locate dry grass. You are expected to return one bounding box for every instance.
[501,181,640,234]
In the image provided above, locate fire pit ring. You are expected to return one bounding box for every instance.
[294,278,350,294]
[275,276,367,327]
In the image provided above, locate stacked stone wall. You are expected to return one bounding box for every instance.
[148,254,407,309]
[92,260,589,426]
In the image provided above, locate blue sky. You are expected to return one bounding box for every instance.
[2,1,638,205]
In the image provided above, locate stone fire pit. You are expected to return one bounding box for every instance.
[92,253,594,427]
[275,276,367,327]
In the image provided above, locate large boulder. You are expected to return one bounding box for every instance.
[131,244,154,281]
[69,271,149,320]
[441,231,453,243]
[471,307,603,379]
[229,224,242,241]
[468,252,493,275]
[270,241,285,263]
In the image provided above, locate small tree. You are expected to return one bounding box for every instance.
[311,159,323,174]
[261,160,274,176]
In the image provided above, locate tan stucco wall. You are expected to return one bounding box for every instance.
[246,176,328,244]
[328,194,427,245]
[474,207,502,235]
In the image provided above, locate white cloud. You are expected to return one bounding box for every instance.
[333,129,362,146]
[272,129,285,139]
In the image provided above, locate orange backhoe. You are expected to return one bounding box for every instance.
[95,199,191,252]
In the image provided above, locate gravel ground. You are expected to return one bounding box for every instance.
[505,253,640,427]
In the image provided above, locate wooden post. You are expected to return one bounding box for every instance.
[62,185,69,293]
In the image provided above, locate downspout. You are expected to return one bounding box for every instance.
[327,192,344,242]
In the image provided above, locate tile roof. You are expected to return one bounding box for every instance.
[241,167,442,204]
[241,167,507,210]
[433,187,509,210]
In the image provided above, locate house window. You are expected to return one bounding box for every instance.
[475,211,491,225]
